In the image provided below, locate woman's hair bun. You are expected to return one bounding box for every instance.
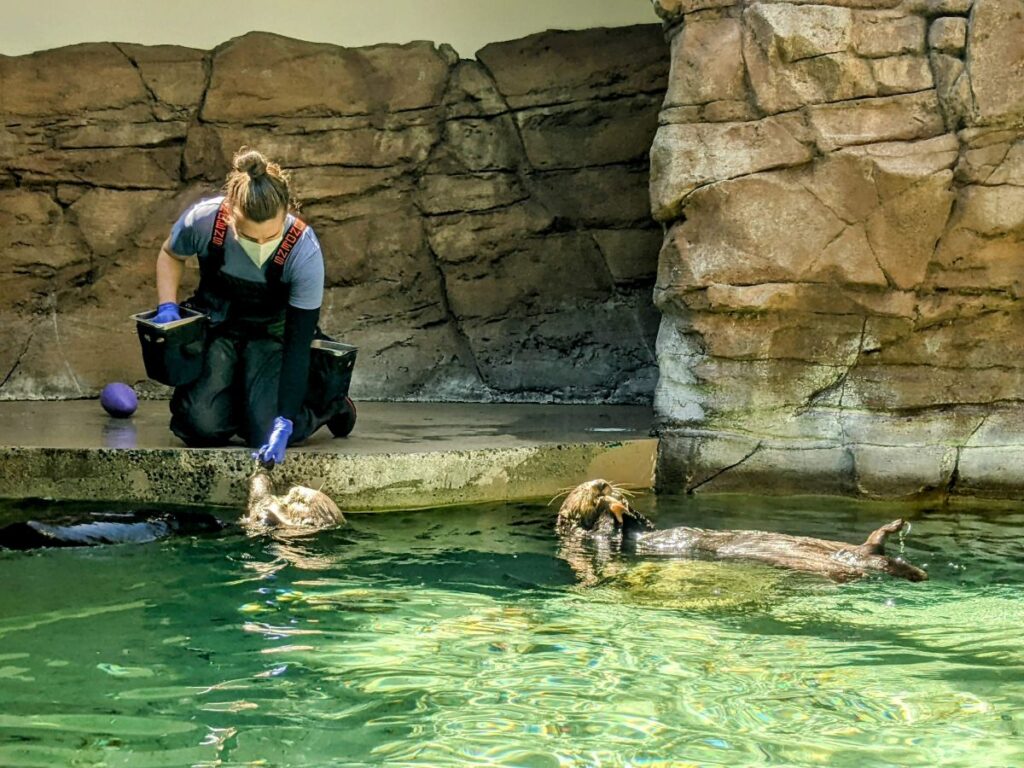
[233,147,267,179]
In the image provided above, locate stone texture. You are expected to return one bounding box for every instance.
[655,172,846,289]
[592,230,663,284]
[0,43,151,119]
[203,35,451,121]
[657,431,859,496]
[743,3,876,115]
[719,283,916,316]
[69,190,174,257]
[514,95,662,170]
[912,0,972,13]
[966,0,1024,124]
[807,91,945,151]
[869,55,933,95]
[850,12,926,58]
[476,26,668,109]
[749,4,854,63]
[529,167,654,226]
[185,122,442,177]
[663,16,746,107]
[863,169,955,288]
[702,100,759,122]
[652,0,1024,499]
[927,179,1024,293]
[0,189,91,304]
[0,28,667,405]
[930,52,971,128]
[956,129,1024,186]
[691,311,865,364]
[117,44,207,121]
[649,115,814,220]
[653,0,736,23]
[928,17,967,54]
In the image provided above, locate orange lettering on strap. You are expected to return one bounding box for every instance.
[273,220,307,266]
[212,202,230,248]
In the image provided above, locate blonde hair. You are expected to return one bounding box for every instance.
[223,147,294,222]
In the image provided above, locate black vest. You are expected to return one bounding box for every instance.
[187,200,307,339]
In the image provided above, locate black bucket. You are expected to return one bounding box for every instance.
[133,308,209,387]
[309,338,358,408]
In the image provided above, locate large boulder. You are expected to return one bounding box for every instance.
[0,43,149,118]
[203,35,451,121]
[476,26,667,108]
[650,0,1024,497]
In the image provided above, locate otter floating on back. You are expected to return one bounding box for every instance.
[556,479,927,583]
[243,469,344,531]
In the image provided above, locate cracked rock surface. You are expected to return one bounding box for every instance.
[651,0,1024,499]
[0,27,667,404]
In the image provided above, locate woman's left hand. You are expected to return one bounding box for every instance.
[253,416,293,467]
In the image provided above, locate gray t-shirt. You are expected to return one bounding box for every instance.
[168,196,324,310]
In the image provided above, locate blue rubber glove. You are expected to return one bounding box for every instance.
[153,302,181,325]
[253,417,293,467]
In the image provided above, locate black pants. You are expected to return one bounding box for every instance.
[170,333,333,448]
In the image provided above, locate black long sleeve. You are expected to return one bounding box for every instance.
[277,305,319,421]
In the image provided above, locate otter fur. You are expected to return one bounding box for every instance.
[243,469,344,531]
[557,479,927,583]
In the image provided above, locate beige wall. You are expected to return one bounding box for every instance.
[2,0,655,57]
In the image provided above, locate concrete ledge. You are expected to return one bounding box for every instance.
[0,402,656,510]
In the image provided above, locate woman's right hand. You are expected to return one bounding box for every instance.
[153,302,181,324]
[155,237,185,320]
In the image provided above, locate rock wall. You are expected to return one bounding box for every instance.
[0,27,666,403]
[651,0,1024,498]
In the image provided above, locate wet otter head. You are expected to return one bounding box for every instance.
[244,469,344,531]
[555,479,654,537]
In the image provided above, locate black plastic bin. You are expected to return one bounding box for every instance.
[133,308,209,387]
[310,339,359,437]
[310,339,357,403]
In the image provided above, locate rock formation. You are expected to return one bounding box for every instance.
[0,27,666,403]
[650,0,1024,497]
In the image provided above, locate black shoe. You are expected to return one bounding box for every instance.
[326,397,357,438]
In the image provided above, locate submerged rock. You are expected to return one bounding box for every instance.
[591,559,787,612]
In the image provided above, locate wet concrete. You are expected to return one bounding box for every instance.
[0,402,656,511]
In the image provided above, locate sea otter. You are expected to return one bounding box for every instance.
[0,510,224,549]
[242,468,344,531]
[556,479,927,583]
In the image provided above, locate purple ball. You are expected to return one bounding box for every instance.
[100,382,138,418]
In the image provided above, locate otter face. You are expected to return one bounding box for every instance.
[557,479,620,533]
[556,479,655,537]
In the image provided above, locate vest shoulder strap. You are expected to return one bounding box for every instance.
[265,218,308,286]
[204,200,232,275]
[203,201,307,289]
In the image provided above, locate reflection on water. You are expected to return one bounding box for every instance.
[0,495,1021,766]
[101,418,138,449]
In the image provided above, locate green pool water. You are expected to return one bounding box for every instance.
[0,495,1021,767]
